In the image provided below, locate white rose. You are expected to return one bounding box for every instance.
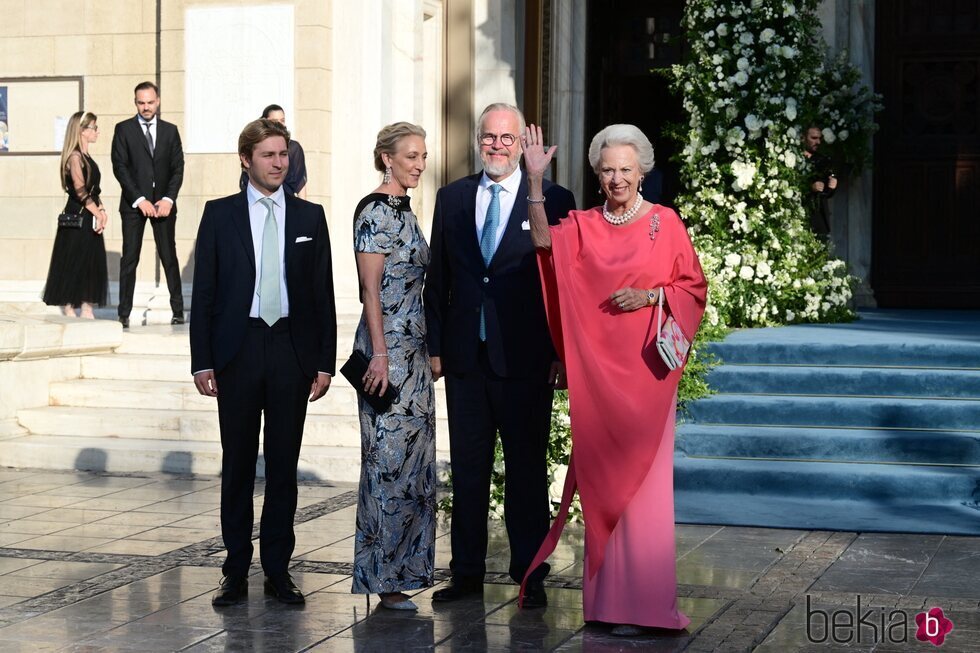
[839,129,849,141]
[756,261,772,277]
[781,45,796,58]
[739,31,754,45]
[724,253,741,268]
[737,57,750,71]
[751,0,764,8]
[739,265,755,280]
[734,71,749,86]
[744,114,762,131]
[784,151,797,168]
[785,104,797,120]
[716,22,729,36]
[821,128,836,143]
[785,310,796,321]
[760,28,775,43]
[549,464,568,503]
[784,3,796,17]
[712,54,723,65]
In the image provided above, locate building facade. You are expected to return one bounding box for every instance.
[0,0,976,309]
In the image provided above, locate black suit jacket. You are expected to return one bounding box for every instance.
[424,171,576,378]
[189,191,337,378]
[110,115,184,213]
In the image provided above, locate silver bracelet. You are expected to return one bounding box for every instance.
[371,353,389,358]
[526,195,546,204]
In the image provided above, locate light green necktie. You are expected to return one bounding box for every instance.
[258,197,281,326]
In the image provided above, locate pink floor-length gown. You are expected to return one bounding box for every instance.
[521,205,706,629]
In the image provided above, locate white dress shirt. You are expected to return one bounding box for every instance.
[475,167,522,251]
[247,183,290,319]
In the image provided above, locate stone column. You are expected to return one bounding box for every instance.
[845,0,876,307]
[549,1,587,204]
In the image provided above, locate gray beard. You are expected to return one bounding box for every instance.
[483,159,518,178]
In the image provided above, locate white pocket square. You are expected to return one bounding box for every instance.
[295,236,313,243]
[521,220,530,231]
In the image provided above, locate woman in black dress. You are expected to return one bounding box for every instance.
[42,111,108,318]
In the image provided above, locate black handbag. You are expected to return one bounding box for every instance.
[340,350,398,413]
[58,212,85,229]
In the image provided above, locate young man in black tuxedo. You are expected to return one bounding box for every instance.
[190,119,337,606]
[424,103,576,608]
[110,81,185,327]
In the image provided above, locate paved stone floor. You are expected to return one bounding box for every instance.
[0,469,977,652]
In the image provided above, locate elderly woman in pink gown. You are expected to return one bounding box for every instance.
[519,123,707,636]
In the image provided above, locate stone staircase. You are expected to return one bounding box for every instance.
[674,310,980,535]
[0,313,450,483]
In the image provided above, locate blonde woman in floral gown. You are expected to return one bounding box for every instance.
[351,122,435,610]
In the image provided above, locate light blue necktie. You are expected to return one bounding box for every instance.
[258,197,282,326]
[479,184,502,341]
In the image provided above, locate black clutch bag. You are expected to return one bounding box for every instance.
[340,350,398,413]
[58,212,84,229]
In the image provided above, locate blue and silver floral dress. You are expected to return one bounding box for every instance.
[351,193,436,594]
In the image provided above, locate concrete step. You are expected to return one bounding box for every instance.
[0,433,364,483]
[16,406,450,451]
[113,318,364,356]
[49,378,449,417]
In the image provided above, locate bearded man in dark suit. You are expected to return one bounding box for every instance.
[190,118,337,607]
[424,103,576,608]
[110,81,185,327]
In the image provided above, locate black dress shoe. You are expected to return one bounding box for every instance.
[432,577,483,602]
[211,575,247,606]
[119,316,130,329]
[264,574,305,604]
[171,314,185,325]
[521,580,548,609]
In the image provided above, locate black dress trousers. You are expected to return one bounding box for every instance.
[117,210,184,318]
[444,345,553,584]
[215,318,310,578]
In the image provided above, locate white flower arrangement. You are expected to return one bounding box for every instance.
[672,0,857,329]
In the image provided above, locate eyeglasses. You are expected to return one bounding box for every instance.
[479,133,517,147]
[84,125,99,132]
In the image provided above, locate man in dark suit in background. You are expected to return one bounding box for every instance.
[190,118,337,607]
[111,81,185,327]
[424,103,576,608]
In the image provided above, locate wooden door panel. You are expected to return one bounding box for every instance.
[873,0,980,307]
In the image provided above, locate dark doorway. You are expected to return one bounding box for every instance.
[585,0,688,207]
[873,1,980,308]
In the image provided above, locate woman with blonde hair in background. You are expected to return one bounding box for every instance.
[42,111,109,317]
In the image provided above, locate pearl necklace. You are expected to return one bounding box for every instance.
[602,193,644,225]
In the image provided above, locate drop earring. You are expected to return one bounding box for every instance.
[383,167,392,185]
[639,175,644,193]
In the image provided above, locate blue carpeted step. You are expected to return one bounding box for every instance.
[673,454,979,501]
[675,489,980,535]
[705,340,980,368]
[676,424,980,465]
[706,365,980,399]
[686,394,980,431]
